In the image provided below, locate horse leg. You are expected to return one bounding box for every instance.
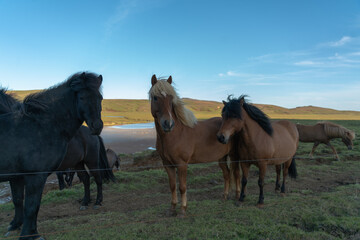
[56,172,66,190]
[20,174,47,240]
[177,164,188,217]
[275,165,281,191]
[257,164,267,208]
[218,156,230,200]
[232,161,241,199]
[92,171,103,209]
[309,141,320,159]
[77,167,91,210]
[164,166,177,216]
[281,160,291,195]
[326,142,340,161]
[7,178,25,232]
[65,171,75,187]
[238,163,250,204]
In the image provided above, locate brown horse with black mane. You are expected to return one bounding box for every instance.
[296,122,355,161]
[149,75,233,216]
[217,95,299,207]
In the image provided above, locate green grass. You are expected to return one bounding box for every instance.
[0,118,359,239]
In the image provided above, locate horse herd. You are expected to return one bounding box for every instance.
[0,72,356,239]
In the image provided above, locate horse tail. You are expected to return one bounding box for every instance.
[98,136,116,183]
[288,157,297,179]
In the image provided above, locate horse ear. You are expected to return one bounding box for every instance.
[222,100,226,105]
[167,76,172,84]
[97,75,103,88]
[151,74,157,86]
[240,97,245,106]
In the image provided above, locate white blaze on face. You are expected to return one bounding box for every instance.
[161,91,166,97]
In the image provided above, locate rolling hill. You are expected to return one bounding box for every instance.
[7,90,360,125]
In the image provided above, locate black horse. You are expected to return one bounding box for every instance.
[0,72,103,240]
[56,126,115,209]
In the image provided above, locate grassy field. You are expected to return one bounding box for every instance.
[0,120,359,239]
[8,90,360,125]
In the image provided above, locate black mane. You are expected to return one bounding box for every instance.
[0,88,21,114]
[222,95,273,136]
[23,72,102,115]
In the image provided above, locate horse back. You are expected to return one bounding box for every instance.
[271,120,299,157]
[296,123,328,143]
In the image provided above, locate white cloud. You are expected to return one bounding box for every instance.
[294,60,322,66]
[329,36,352,47]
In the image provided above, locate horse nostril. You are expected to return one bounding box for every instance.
[217,135,225,144]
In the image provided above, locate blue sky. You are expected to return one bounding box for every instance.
[1,0,360,111]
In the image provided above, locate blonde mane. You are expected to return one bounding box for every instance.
[149,79,197,128]
[321,122,355,139]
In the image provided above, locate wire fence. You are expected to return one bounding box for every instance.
[0,152,357,177]
[0,152,359,239]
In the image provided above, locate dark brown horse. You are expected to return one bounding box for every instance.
[0,72,103,239]
[217,96,298,207]
[149,75,233,216]
[56,126,115,210]
[296,122,355,161]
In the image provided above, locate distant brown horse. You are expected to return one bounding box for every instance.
[149,75,233,216]
[296,122,355,161]
[217,95,298,207]
[106,148,120,170]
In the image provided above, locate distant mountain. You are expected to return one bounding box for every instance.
[8,90,360,125]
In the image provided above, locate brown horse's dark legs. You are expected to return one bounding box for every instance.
[309,141,320,158]
[8,178,25,231]
[257,165,267,206]
[218,157,230,200]
[77,170,91,208]
[177,165,188,216]
[281,161,290,194]
[93,172,103,207]
[164,166,177,216]
[326,142,340,160]
[275,165,281,191]
[233,161,241,199]
[239,163,250,202]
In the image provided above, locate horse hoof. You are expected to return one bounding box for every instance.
[166,209,177,217]
[4,232,11,237]
[93,205,101,210]
[256,203,264,208]
[79,205,88,211]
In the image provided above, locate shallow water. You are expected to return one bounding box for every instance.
[110,122,155,130]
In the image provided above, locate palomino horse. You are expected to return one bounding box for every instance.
[0,72,103,240]
[149,75,233,216]
[56,126,115,209]
[217,95,298,207]
[296,122,355,161]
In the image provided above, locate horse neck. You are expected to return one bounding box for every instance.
[35,86,83,141]
[238,109,266,151]
[324,124,344,139]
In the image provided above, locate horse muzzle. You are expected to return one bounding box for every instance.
[88,119,103,135]
[161,119,175,133]
[217,134,228,144]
